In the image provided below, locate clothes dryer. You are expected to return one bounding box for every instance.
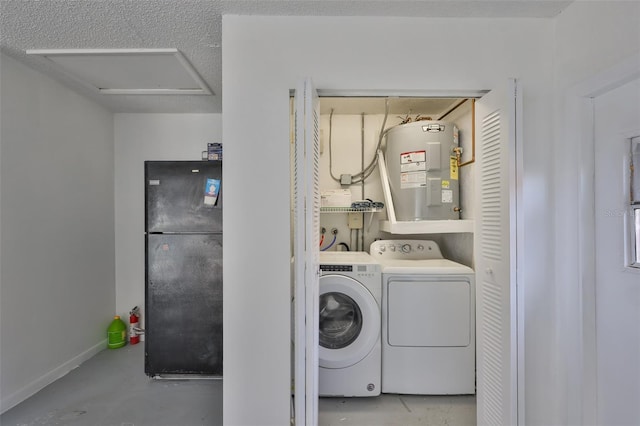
[318,252,381,397]
[370,240,475,395]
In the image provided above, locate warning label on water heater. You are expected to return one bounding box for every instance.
[400,151,427,188]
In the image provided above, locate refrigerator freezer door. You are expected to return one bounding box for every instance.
[145,233,223,376]
[145,161,222,233]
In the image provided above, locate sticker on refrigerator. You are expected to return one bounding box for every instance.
[204,178,220,206]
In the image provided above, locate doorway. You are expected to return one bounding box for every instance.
[315,95,478,426]
[561,55,640,425]
[291,81,523,425]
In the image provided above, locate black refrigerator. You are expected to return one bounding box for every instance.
[144,160,222,377]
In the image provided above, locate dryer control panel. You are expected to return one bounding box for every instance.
[370,240,443,260]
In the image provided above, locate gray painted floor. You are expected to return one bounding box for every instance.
[319,394,476,426]
[2,343,475,426]
[1,344,223,426]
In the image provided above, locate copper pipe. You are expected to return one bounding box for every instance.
[458,99,476,168]
[437,98,476,168]
[438,98,469,120]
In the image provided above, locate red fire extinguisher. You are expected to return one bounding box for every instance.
[129,306,141,345]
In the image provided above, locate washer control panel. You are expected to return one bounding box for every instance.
[319,263,379,279]
[370,240,443,260]
[320,264,353,272]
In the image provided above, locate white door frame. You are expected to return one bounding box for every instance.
[474,79,524,426]
[305,85,522,425]
[293,78,321,426]
[558,54,640,425]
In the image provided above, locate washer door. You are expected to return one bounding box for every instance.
[319,274,380,369]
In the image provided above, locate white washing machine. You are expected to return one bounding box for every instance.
[370,240,475,395]
[318,251,381,397]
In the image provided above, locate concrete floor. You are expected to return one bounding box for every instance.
[1,344,223,426]
[2,343,475,426]
[319,393,476,426]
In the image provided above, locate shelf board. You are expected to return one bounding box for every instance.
[379,219,474,234]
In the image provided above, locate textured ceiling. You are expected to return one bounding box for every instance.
[0,0,573,114]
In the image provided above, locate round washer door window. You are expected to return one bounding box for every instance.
[319,292,363,350]
[319,274,380,369]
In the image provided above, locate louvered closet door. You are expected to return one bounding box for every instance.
[293,77,320,426]
[474,79,522,426]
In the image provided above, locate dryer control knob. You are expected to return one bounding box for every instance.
[401,244,411,253]
[417,244,424,251]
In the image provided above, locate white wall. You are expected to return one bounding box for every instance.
[554,1,640,90]
[552,2,640,424]
[318,113,387,252]
[318,107,474,264]
[222,15,556,425]
[0,53,115,412]
[593,78,640,426]
[114,114,222,319]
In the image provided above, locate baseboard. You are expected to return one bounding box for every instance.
[0,339,106,414]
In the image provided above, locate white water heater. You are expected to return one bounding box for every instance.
[384,120,460,221]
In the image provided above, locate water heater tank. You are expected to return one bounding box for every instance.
[384,120,460,221]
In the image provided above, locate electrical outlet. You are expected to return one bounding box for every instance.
[348,212,363,229]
